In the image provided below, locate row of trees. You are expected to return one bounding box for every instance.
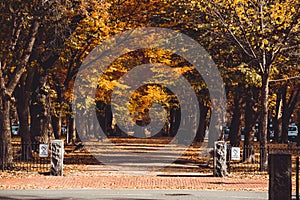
[0,0,299,170]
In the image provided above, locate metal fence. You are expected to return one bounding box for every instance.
[2,141,300,175]
[227,144,300,198]
[227,145,261,172]
[227,144,300,172]
[1,142,50,173]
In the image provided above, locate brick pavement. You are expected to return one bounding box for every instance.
[0,173,268,191]
[1,139,270,191]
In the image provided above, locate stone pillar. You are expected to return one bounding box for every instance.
[50,140,64,176]
[269,153,291,200]
[214,141,227,177]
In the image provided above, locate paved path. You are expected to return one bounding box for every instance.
[0,189,268,200]
[0,173,268,191]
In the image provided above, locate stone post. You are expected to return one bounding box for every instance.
[50,140,64,176]
[214,141,227,177]
[269,153,291,200]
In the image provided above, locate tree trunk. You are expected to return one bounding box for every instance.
[281,114,290,144]
[15,68,36,160]
[259,73,269,171]
[51,84,65,140]
[243,91,256,163]
[169,107,180,137]
[0,20,39,168]
[195,101,209,142]
[0,97,13,168]
[297,108,300,146]
[77,108,87,140]
[30,86,53,146]
[273,89,283,143]
[281,84,289,143]
[67,105,76,144]
[16,87,32,160]
[281,83,300,143]
[52,114,62,139]
[96,101,113,137]
[229,93,242,146]
[93,111,101,138]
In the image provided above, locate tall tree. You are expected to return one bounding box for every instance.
[0,1,40,167]
[197,0,300,170]
[0,0,86,165]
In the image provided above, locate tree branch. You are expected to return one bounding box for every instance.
[6,21,40,96]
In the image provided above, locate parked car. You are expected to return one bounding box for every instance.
[61,126,67,136]
[224,127,230,140]
[11,125,67,137]
[11,125,19,136]
[288,125,298,142]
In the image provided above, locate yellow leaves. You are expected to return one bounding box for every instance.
[272,35,279,40]
[291,7,296,13]
[173,66,193,76]
[10,66,16,73]
[246,8,254,16]
[91,12,99,19]
[260,39,270,50]
[127,84,171,121]
[268,93,277,111]
[233,0,241,4]
[262,39,269,45]
[270,66,279,78]
[78,34,87,40]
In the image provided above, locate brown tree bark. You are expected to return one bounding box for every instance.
[229,91,242,147]
[67,105,76,144]
[16,85,32,160]
[243,89,256,163]
[30,84,53,146]
[273,89,283,143]
[0,20,39,167]
[169,106,180,137]
[0,98,13,168]
[52,114,62,139]
[259,73,269,171]
[195,101,209,142]
[281,83,300,143]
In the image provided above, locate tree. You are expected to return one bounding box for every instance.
[50,0,111,142]
[0,1,40,167]
[197,0,300,170]
[0,0,87,165]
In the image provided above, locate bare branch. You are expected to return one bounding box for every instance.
[269,75,300,82]
[6,21,40,96]
[211,8,253,58]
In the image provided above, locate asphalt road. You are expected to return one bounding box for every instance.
[0,189,268,200]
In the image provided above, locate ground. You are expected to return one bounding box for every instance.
[1,137,298,192]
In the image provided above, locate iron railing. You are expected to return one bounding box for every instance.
[1,142,50,173]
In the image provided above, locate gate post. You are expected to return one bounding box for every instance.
[296,156,299,200]
[268,153,291,200]
[214,141,227,177]
[50,140,64,176]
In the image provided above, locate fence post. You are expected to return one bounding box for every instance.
[1,141,3,172]
[296,156,299,200]
[227,144,231,174]
[269,153,292,200]
[260,146,262,171]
